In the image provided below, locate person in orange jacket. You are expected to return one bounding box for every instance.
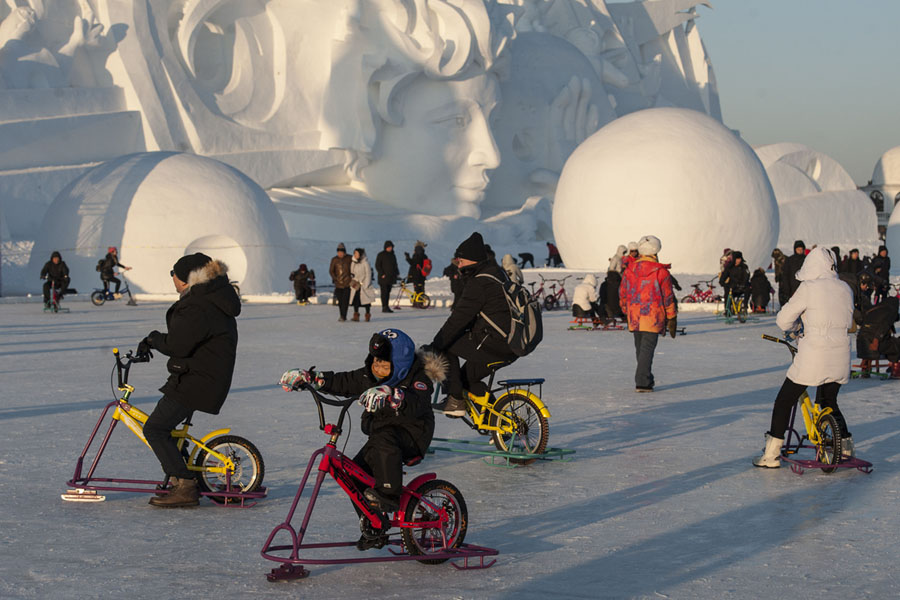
[619,235,677,392]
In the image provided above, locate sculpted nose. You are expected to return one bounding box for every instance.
[468,110,501,170]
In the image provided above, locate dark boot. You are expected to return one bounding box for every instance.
[149,477,199,507]
[363,487,399,512]
[365,313,371,322]
[352,312,360,322]
[434,395,467,418]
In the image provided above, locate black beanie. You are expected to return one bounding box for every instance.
[793,240,805,250]
[173,253,212,282]
[384,240,394,250]
[455,232,488,262]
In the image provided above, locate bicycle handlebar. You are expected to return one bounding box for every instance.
[761,334,797,357]
[295,374,356,432]
[112,348,149,389]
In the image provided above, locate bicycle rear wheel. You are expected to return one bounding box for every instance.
[488,393,549,465]
[401,479,467,564]
[194,435,265,502]
[414,293,431,308]
[543,295,558,311]
[681,295,696,303]
[815,414,842,474]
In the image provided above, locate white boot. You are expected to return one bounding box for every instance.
[752,433,783,468]
[842,436,854,459]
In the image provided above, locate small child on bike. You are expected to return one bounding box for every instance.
[280,329,445,545]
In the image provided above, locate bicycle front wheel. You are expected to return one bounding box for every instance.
[194,435,265,502]
[681,295,696,303]
[401,479,467,564]
[543,295,558,311]
[489,393,549,465]
[90,291,105,306]
[815,414,842,474]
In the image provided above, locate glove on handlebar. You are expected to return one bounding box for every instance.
[359,384,404,413]
[136,337,153,360]
[280,369,324,392]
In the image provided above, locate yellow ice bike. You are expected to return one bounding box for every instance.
[63,349,266,504]
[392,280,431,309]
[430,363,573,466]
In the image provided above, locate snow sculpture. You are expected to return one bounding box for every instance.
[29,153,292,294]
[482,0,720,215]
[553,107,778,273]
[754,143,878,249]
[864,146,900,230]
[0,1,118,88]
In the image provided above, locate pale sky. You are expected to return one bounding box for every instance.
[693,0,900,186]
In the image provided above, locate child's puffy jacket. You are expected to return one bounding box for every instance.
[619,257,677,333]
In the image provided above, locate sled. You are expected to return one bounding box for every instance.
[567,316,625,331]
[428,437,576,468]
[61,488,105,502]
[780,454,873,475]
[850,358,892,380]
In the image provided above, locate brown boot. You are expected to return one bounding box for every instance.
[352,312,360,322]
[149,477,199,507]
[365,313,371,322]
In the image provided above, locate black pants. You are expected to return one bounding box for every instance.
[352,426,421,500]
[380,281,393,309]
[633,331,659,388]
[102,275,121,293]
[548,255,562,267]
[334,287,350,319]
[769,378,850,439]
[43,279,67,303]
[605,272,623,318]
[144,396,195,479]
[573,302,603,319]
[293,283,310,302]
[412,280,425,295]
[443,333,516,398]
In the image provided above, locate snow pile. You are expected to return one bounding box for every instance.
[754,143,878,248]
[28,153,292,294]
[872,146,900,186]
[553,107,778,273]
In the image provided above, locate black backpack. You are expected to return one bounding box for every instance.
[475,273,543,357]
[96,259,105,272]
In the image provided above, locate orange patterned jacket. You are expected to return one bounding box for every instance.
[619,257,677,333]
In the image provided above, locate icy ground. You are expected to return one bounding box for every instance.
[2,299,900,599]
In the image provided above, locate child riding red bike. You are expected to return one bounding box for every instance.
[280,328,446,550]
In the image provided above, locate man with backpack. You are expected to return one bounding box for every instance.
[430,232,541,417]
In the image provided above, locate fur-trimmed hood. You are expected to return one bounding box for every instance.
[420,350,448,383]
[185,259,228,290]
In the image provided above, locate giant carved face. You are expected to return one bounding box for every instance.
[357,72,501,219]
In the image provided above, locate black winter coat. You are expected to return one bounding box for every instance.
[406,247,427,284]
[782,252,806,299]
[100,253,124,278]
[147,271,241,414]
[720,262,750,291]
[857,297,900,357]
[750,271,773,297]
[872,255,891,285]
[40,260,69,284]
[431,260,514,357]
[840,257,862,276]
[289,269,311,288]
[321,357,435,454]
[375,250,400,286]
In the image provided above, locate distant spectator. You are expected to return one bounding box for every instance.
[839,248,862,277]
[719,248,733,277]
[518,252,535,269]
[622,241,639,271]
[289,263,312,304]
[771,248,787,307]
[405,241,429,297]
[329,242,352,322]
[782,240,807,300]
[872,245,890,303]
[546,242,563,267]
[99,246,131,295]
[720,250,750,309]
[750,268,774,313]
[605,245,627,318]
[501,253,523,284]
[350,248,376,322]
[375,240,400,313]
[572,273,602,319]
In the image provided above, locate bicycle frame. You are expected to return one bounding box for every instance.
[261,385,497,579]
[66,349,266,504]
[456,365,550,434]
[392,281,429,309]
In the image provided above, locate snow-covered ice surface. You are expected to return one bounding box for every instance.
[2,299,900,599]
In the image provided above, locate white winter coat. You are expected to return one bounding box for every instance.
[573,273,599,310]
[501,254,523,284]
[608,245,627,273]
[350,256,377,305]
[775,247,853,386]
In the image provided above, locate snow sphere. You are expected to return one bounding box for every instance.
[553,107,779,273]
[29,152,292,294]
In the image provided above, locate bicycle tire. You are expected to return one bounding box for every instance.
[401,479,467,564]
[543,295,558,311]
[415,293,431,309]
[488,392,549,465]
[194,435,265,503]
[90,291,105,306]
[681,295,696,303]
[815,414,842,474]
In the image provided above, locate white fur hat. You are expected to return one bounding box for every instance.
[638,235,661,256]
[627,241,638,251]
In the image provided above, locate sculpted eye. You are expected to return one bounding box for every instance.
[436,114,469,128]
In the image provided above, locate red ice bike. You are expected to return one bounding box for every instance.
[261,382,498,581]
